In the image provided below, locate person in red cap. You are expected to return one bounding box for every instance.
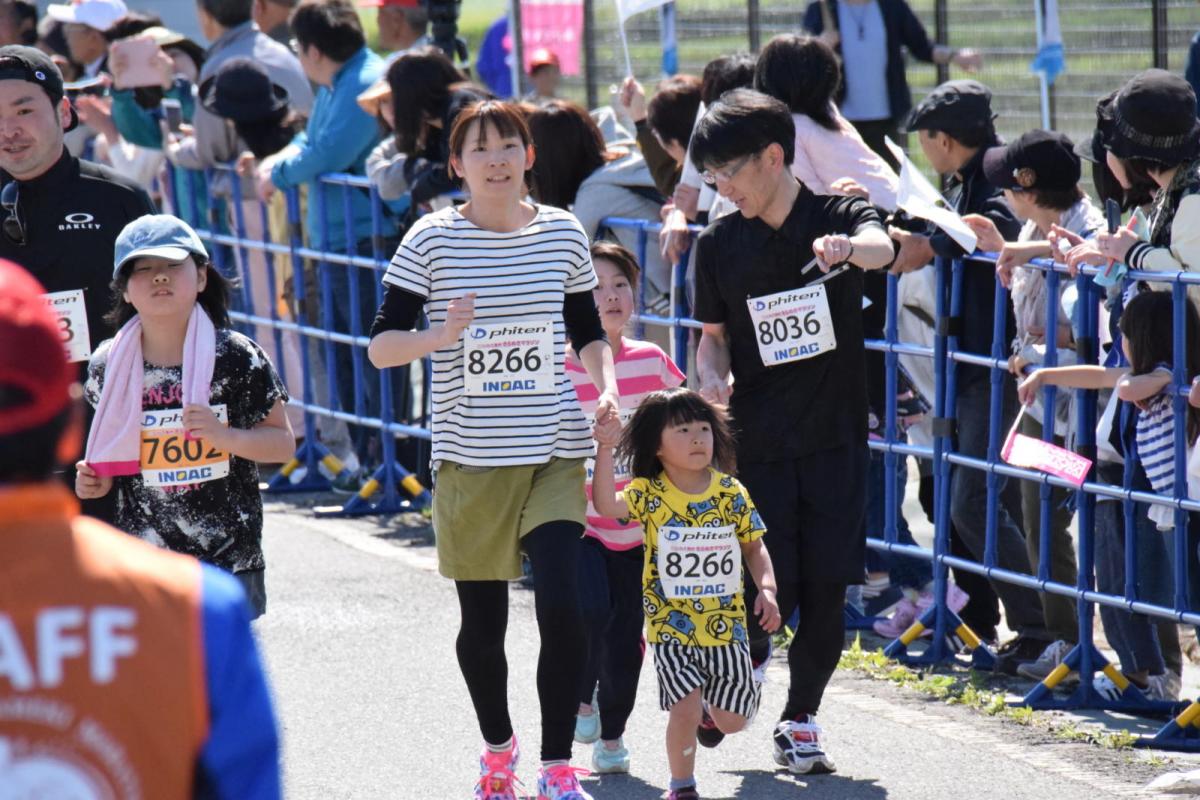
[526,47,561,106]
[0,258,282,799]
[359,0,429,59]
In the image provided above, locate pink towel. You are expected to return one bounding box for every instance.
[85,306,217,477]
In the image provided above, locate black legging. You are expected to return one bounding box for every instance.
[744,577,847,720]
[454,520,586,762]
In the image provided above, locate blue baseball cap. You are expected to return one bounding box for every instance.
[113,214,209,278]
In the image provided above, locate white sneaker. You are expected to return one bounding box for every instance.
[772,716,836,775]
[1092,674,1124,701]
[1016,639,1075,683]
[1146,672,1182,702]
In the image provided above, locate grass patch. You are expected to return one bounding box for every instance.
[838,634,1144,750]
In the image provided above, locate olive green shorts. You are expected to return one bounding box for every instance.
[432,457,587,580]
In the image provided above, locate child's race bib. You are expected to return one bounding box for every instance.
[42,289,91,363]
[140,405,230,488]
[657,525,740,599]
[746,285,837,367]
[463,320,555,396]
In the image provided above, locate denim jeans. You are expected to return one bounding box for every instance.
[950,378,1048,637]
[1094,464,1173,675]
[865,447,932,590]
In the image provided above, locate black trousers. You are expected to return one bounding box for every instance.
[454,520,586,762]
[577,537,645,741]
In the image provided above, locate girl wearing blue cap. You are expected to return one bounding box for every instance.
[74,213,295,618]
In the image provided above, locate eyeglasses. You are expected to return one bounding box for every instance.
[1,181,24,247]
[700,153,756,186]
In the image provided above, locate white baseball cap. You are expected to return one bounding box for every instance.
[46,0,129,32]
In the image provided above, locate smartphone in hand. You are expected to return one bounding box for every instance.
[161,98,183,133]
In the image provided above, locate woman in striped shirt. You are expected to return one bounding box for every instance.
[565,241,685,773]
[369,101,618,800]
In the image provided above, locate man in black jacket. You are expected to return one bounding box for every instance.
[0,45,153,351]
[0,45,154,520]
[890,80,1053,675]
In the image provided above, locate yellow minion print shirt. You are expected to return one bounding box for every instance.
[625,468,766,647]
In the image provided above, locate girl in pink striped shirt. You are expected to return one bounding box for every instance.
[565,241,685,773]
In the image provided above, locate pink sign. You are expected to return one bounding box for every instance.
[521,0,583,76]
[1001,411,1092,487]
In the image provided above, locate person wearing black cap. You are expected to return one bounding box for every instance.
[963,129,1105,681]
[890,79,1055,673]
[0,44,153,524]
[0,44,152,354]
[1071,70,1200,282]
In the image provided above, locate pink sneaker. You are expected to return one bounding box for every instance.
[916,583,970,613]
[536,763,593,799]
[872,597,918,638]
[475,736,521,800]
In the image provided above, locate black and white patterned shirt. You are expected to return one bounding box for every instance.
[85,328,286,573]
[383,204,597,467]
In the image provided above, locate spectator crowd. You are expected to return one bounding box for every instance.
[6,0,1200,797]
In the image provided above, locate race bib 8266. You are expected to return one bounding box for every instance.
[657,525,741,599]
[463,320,555,396]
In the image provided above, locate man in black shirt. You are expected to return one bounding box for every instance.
[890,79,1052,673]
[691,90,894,776]
[0,45,154,521]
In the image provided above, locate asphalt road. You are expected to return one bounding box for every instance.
[254,498,1188,800]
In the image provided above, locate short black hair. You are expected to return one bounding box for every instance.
[689,88,794,173]
[290,0,364,63]
[7,0,36,46]
[197,0,252,30]
[1025,184,1084,212]
[925,123,997,150]
[0,403,71,483]
[617,388,737,479]
[106,254,233,330]
[103,12,163,42]
[646,73,701,148]
[700,53,756,106]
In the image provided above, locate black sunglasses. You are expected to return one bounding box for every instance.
[1,181,24,246]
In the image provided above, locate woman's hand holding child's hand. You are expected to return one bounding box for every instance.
[74,461,112,500]
[593,416,622,448]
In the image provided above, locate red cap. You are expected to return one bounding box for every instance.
[529,48,560,72]
[0,260,73,437]
[356,0,419,7]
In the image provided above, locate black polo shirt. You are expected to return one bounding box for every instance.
[693,182,882,464]
[0,148,155,362]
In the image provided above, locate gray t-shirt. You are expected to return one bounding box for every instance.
[838,0,891,121]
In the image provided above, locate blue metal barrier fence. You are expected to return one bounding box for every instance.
[168,164,1200,750]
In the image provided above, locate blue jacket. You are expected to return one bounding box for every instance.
[271,47,394,252]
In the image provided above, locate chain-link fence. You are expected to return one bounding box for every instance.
[551,0,1200,170]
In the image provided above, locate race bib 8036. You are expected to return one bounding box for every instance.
[42,289,91,363]
[463,320,555,396]
[746,285,837,367]
[140,405,230,488]
[657,525,741,599]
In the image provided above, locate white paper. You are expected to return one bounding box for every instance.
[42,289,91,363]
[886,137,978,254]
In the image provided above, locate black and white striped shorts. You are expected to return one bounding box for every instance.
[652,639,761,717]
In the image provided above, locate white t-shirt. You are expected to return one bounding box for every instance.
[383,204,598,467]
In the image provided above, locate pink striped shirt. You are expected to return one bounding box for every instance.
[567,338,686,549]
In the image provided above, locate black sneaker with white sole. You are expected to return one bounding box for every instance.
[772,716,836,775]
[697,703,725,748]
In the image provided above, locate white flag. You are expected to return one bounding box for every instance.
[886,137,978,253]
[616,0,669,24]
